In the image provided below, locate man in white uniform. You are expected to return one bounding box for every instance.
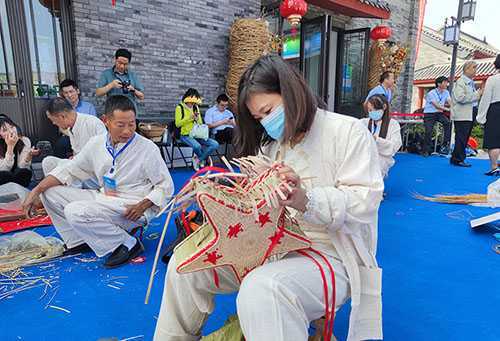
[23,95,174,268]
[42,97,107,188]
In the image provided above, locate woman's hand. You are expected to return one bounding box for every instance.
[5,131,19,148]
[277,165,309,213]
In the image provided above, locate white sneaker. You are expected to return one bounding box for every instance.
[192,155,200,171]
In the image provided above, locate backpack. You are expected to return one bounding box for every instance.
[172,104,200,140]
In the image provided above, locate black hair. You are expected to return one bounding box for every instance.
[59,79,79,90]
[115,48,132,61]
[435,76,449,87]
[216,93,229,103]
[379,71,394,84]
[367,94,391,139]
[104,95,136,116]
[182,88,201,101]
[46,97,73,115]
[236,54,318,157]
[0,115,25,160]
[495,54,500,70]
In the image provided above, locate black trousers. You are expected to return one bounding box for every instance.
[0,168,33,188]
[451,120,474,163]
[213,127,234,144]
[423,112,451,153]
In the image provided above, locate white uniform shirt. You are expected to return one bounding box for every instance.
[262,109,384,341]
[50,133,174,219]
[477,73,500,124]
[65,113,107,155]
[360,118,402,177]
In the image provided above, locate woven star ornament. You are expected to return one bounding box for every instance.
[173,156,311,282]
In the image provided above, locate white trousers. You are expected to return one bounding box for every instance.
[42,156,99,189]
[154,252,350,341]
[40,186,144,257]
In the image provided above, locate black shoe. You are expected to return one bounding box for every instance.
[62,243,93,256]
[421,151,430,157]
[450,160,472,167]
[104,238,144,269]
[485,168,500,176]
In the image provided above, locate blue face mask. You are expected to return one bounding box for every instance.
[260,104,285,140]
[368,109,384,121]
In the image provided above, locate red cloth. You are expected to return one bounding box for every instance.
[0,209,52,234]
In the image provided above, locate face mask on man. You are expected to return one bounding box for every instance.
[368,109,384,121]
[260,104,285,140]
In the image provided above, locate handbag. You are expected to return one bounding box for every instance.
[189,123,209,140]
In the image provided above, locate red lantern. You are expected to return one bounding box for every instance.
[112,0,116,6]
[370,25,392,40]
[280,0,308,28]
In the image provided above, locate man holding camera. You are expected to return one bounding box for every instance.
[96,48,145,106]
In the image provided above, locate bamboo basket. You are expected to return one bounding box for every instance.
[138,122,166,142]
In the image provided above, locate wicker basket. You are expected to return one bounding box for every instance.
[138,122,166,142]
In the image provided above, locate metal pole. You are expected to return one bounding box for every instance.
[449,0,465,94]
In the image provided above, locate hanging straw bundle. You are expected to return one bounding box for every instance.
[367,40,409,90]
[225,19,271,111]
[414,193,487,205]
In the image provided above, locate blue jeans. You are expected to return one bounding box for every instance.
[179,135,219,162]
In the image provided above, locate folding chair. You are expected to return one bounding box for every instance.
[165,120,193,169]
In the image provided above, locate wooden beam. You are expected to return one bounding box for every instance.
[307,0,391,19]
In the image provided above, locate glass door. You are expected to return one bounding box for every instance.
[300,16,329,101]
[0,0,74,141]
[335,28,370,118]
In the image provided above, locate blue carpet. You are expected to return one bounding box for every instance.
[1,155,499,341]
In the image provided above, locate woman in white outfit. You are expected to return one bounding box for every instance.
[154,55,384,341]
[360,94,402,178]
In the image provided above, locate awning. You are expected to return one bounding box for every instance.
[414,58,497,85]
[307,0,390,19]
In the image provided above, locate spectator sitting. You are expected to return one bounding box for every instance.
[360,94,402,178]
[55,79,98,158]
[0,115,37,188]
[175,88,219,171]
[204,93,235,144]
[60,79,97,116]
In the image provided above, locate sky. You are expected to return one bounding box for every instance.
[424,0,500,50]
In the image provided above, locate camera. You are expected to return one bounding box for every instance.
[119,79,135,94]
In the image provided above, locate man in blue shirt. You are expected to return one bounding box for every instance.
[54,79,98,158]
[96,49,144,107]
[422,76,452,156]
[364,71,395,112]
[204,94,235,144]
[60,79,97,116]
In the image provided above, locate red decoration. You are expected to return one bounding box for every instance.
[112,0,116,6]
[258,211,271,228]
[370,25,392,40]
[227,223,244,239]
[280,0,308,28]
[203,250,223,265]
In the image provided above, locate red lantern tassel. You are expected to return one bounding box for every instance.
[112,0,116,6]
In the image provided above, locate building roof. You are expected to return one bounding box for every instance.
[414,58,498,85]
[358,0,390,12]
[421,26,499,59]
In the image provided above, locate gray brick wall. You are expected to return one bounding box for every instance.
[346,0,421,113]
[71,0,261,120]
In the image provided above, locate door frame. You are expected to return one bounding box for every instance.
[2,0,76,139]
[334,27,370,115]
[299,15,331,103]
